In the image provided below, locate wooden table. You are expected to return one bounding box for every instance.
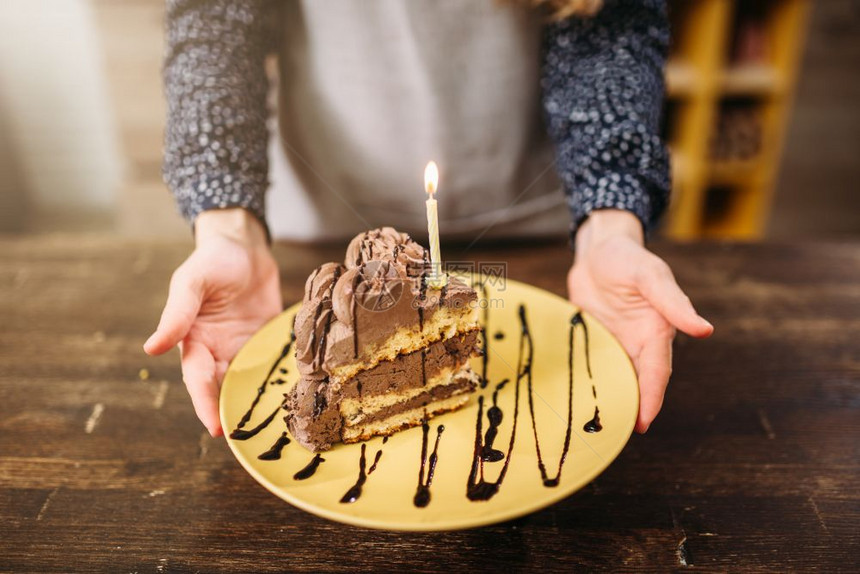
[1,236,857,572]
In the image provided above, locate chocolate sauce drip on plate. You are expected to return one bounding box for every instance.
[583,406,602,433]
[466,306,527,501]
[232,334,294,433]
[414,422,445,508]
[367,448,384,475]
[492,378,510,403]
[525,311,591,487]
[270,378,287,386]
[340,444,368,504]
[258,432,290,460]
[571,313,601,430]
[493,331,505,341]
[230,405,283,441]
[279,368,288,375]
[481,379,509,463]
[571,312,592,378]
[294,453,325,480]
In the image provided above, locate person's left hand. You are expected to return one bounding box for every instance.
[567,209,714,433]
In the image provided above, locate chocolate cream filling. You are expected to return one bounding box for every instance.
[344,376,476,428]
[339,330,479,400]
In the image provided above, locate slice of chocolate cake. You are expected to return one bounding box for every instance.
[286,227,480,452]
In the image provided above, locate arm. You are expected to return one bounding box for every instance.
[541,0,713,433]
[542,0,670,238]
[147,1,282,436]
[163,0,272,232]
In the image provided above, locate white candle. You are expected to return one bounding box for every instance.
[424,161,446,288]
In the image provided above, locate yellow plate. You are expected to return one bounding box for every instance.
[220,275,638,531]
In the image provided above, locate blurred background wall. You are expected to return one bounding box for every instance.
[0,0,857,239]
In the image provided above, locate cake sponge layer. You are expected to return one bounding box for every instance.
[342,393,472,444]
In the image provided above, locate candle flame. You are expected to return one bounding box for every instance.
[424,161,439,196]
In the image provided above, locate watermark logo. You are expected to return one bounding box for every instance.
[445,261,507,292]
[354,260,509,312]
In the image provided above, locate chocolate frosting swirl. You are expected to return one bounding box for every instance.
[332,261,406,326]
[294,228,476,379]
[345,226,425,273]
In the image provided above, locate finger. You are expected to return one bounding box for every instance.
[214,359,230,389]
[634,332,673,433]
[180,338,223,437]
[638,259,713,339]
[144,265,205,356]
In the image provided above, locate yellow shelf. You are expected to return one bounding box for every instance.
[662,0,810,240]
[720,64,784,97]
[708,159,762,185]
[665,60,701,98]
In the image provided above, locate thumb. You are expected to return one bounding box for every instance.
[638,258,714,339]
[144,264,205,356]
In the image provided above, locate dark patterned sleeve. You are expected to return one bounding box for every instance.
[541,0,671,240]
[162,0,272,231]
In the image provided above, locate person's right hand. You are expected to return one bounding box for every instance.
[143,208,282,437]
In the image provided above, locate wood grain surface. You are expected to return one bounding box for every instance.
[1,236,858,572]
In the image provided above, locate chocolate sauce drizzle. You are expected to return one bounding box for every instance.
[465,306,528,501]
[232,333,295,435]
[312,266,343,370]
[524,311,586,487]
[351,271,361,359]
[294,453,325,480]
[570,313,600,433]
[414,422,445,508]
[312,390,328,418]
[355,230,378,266]
[340,444,369,504]
[583,407,602,433]
[493,331,505,341]
[481,379,510,463]
[417,252,429,331]
[258,432,291,460]
[231,404,283,441]
[420,349,427,387]
[572,312,592,379]
[367,448,384,475]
